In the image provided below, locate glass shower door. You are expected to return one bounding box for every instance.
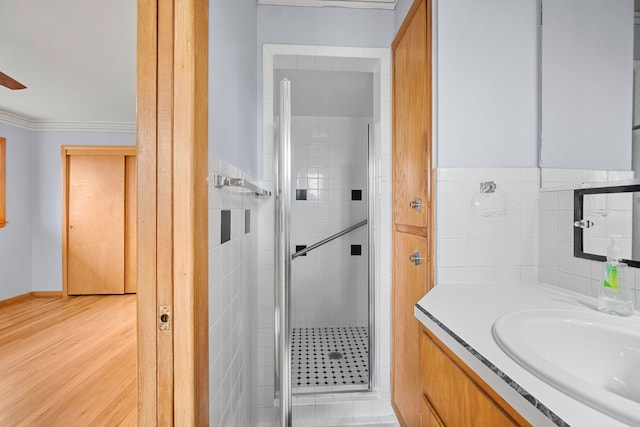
[275,78,292,427]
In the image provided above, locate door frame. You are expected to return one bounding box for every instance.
[137,0,209,425]
[61,145,137,298]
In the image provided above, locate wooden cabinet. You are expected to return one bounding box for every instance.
[63,146,137,296]
[391,0,434,425]
[392,0,432,230]
[393,232,429,426]
[419,327,530,427]
[420,396,444,427]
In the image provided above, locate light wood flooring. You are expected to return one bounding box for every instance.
[0,295,137,426]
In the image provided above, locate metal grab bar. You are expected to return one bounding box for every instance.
[292,219,368,259]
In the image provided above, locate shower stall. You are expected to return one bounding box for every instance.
[274,60,377,424]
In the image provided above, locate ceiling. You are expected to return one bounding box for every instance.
[0,0,136,130]
[0,0,392,130]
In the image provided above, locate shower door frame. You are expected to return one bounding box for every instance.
[269,43,390,427]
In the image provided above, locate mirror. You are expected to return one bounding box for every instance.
[574,183,640,268]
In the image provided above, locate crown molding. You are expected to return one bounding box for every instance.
[0,110,135,133]
[257,0,397,9]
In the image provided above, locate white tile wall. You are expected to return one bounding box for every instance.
[436,168,540,283]
[291,116,370,328]
[540,168,634,190]
[209,156,261,427]
[538,168,639,307]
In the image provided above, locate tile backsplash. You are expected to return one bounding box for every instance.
[436,167,639,310]
[436,167,540,283]
[537,168,639,308]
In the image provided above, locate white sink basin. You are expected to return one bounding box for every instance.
[492,309,640,426]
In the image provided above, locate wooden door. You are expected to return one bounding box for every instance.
[63,147,136,296]
[124,155,137,293]
[392,0,433,425]
[0,137,5,228]
[393,231,428,426]
[68,154,125,295]
[393,0,431,229]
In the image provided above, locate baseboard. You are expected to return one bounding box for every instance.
[0,292,32,309]
[31,291,63,298]
[0,291,63,309]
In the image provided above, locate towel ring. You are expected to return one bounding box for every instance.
[471,181,511,218]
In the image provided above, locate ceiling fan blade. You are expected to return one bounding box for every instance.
[0,72,26,90]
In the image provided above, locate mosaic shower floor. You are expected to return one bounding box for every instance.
[292,326,369,394]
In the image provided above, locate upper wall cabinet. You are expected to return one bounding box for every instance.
[540,0,634,171]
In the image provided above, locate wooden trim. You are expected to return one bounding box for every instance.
[61,146,136,156]
[61,147,69,298]
[421,326,531,426]
[0,292,64,309]
[137,0,159,423]
[394,224,429,238]
[137,0,209,424]
[61,145,136,298]
[392,0,425,50]
[31,291,63,298]
[172,0,209,423]
[0,137,5,228]
[0,292,32,309]
[157,0,175,423]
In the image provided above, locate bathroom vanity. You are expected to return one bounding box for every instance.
[414,281,640,427]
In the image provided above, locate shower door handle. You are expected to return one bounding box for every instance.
[409,251,422,266]
[409,198,422,212]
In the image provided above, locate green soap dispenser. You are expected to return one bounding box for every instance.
[597,235,634,316]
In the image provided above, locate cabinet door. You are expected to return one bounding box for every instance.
[393,0,431,228]
[420,330,520,427]
[421,396,444,427]
[392,231,428,427]
[68,154,125,295]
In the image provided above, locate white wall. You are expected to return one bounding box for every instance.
[257,5,394,48]
[210,0,259,178]
[0,123,134,298]
[30,130,135,292]
[394,0,414,32]
[436,0,539,168]
[540,0,633,171]
[0,123,33,300]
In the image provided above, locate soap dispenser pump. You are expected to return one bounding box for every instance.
[597,235,634,316]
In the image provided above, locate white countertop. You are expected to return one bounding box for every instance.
[414,281,640,427]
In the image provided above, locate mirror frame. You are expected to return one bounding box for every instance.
[574,183,640,268]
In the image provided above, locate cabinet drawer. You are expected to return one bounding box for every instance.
[420,329,526,427]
